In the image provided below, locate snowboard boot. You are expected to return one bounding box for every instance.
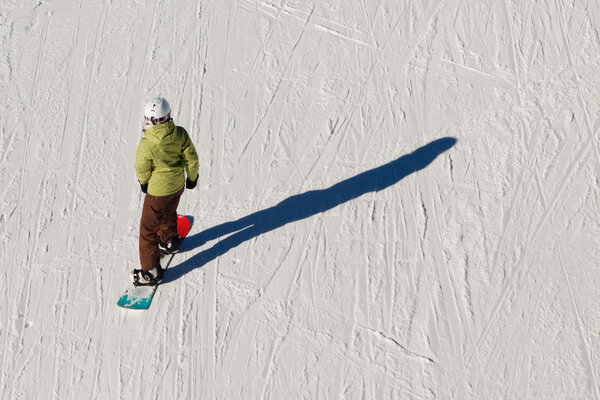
[131,264,164,286]
[158,233,181,255]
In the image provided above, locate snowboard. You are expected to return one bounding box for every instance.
[117,214,191,310]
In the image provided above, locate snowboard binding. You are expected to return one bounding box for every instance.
[158,233,181,255]
[131,266,164,286]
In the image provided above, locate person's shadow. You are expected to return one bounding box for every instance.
[163,137,457,283]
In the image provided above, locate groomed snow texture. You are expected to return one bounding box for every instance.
[1,0,600,399]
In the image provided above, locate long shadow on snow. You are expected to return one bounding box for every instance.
[163,137,457,284]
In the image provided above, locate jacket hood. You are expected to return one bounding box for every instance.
[144,121,176,143]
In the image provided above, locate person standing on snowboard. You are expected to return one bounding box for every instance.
[132,97,199,285]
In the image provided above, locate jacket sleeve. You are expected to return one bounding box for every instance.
[181,128,199,182]
[134,140,153,184]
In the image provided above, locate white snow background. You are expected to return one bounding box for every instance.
[1,0,600,399]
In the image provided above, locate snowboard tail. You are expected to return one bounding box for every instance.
[117,214,191,310]
[116,254,177,309]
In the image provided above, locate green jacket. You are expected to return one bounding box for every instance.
[135,121,199,196]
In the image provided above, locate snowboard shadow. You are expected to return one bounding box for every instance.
[163,137,457,284]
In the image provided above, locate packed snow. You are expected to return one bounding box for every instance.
[1,0,599,398]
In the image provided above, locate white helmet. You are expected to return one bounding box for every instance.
[144,97,171,125]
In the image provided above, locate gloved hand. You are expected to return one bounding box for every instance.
[140,182,148,193]
[186,177,197,189]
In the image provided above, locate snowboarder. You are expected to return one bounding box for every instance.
[132,97,199,285]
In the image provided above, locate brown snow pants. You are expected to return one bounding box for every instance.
[139,187,184,270]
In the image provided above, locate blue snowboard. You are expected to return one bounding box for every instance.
[117,214,191,310]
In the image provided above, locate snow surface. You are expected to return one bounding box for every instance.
[1,0,600,399]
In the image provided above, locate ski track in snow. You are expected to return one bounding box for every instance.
[0,0,599,399]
